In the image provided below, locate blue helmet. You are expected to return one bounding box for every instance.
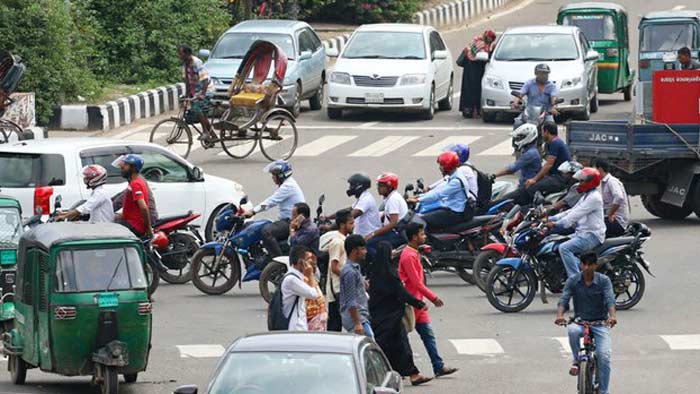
[442,143,470,164]
[263,160,293,181]
[111,154,144,172]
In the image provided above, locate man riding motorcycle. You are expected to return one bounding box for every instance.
[113,154,154,238]
[492,124,542,203]
[519,122,571,203]
[55,165,114,223]
[245,160,305,258]
[366,173,407,261]
[425,144,479,203]
[324,173,381,237]
[550,161,585,213]
[512,63,560,129]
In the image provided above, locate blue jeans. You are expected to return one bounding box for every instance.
[568,324,612,394]
[415,323,444,374]
[558,233,602,278]
[362,321,374,338]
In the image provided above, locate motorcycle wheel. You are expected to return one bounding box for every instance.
[485,265,537,313]
[159,232,198,284]
[191,248,241,295]
[473,250,502,293]
[259,261,288,304]
[456,266,476,285]
[144,261,160,296]
[609,263,646,311]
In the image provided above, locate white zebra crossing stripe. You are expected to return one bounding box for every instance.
[478,138,513,156]
[294,135,358,157]
[177,344,225,358]
[449,339,504,355]
[412,136,482,157]
[660,335,700,350]
[348,136,420,157]
[553,337,573,358]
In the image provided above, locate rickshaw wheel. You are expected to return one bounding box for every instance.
[259,112,298,161]
[101,366,118,394]
[220,127,258,159]
[150,118,193,159]
[123,373,138,383]
[9,355,26,385]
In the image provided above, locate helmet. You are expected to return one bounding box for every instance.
[574,168,601,193]
[535,63,551,74]
[111,154,144,172]
[346,173,371,198]
[558,161,584,175]
[82,164,108,189]
[442,143,470,164]
[437,151,460,174]
[511,123,538,150]
[376,172,399,191]
[263,160,292,182]
[151,231,169,251]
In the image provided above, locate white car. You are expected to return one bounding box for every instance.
[326,23,454,120]
[0,139,250,240]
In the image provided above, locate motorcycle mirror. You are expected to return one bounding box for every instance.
[405,184,414,192]
[54,195,62,208]
[318,194,325,205]
[240,196,248,206]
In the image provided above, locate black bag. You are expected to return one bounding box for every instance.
[456,50,466,67]
[267,273,299,331]
[465,164,493,213]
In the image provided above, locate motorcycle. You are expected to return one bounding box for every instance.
[484,204,653,313]
[511,91,565,156]
[150,212,203,284]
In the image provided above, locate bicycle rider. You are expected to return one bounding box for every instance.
[177,44,216,143]
[555,252,617,394]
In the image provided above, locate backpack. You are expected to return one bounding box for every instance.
[466,164,493,213]
[267,273,299,331]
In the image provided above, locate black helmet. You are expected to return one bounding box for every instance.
[535,63,551,74]
[346,173,371,198]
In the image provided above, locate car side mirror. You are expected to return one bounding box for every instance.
[198,49,210,60]
[432,50,449,60]
[326,47,339,58]
[173,385,198,394]
[191,166,204,181]
[300,51,312,61]
[318,194,325,206]
[585,50,600,62]
[475,51,489,62]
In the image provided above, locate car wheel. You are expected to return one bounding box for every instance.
[327,107,343,119]
[590,93,599,113]
[205,204,231,242]
[623,84,632,101]
[421,85,436,120]
[309,78,324,111]
[289,82,301,118]
[576,98,591,120]
[438,76,454,111]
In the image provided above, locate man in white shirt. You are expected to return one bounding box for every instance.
[320,208,355,332]
[366,173,407,263]
[56,165,114,223]
[595,159,629,238]
[281,245,322,331]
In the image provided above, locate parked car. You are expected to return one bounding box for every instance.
[172,332,403,394]
[0,139,250,241]
[479,25,600,122]
[200,19,327,117]
[326,23,454,120]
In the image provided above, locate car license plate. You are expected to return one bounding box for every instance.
[97,292,119,308]
[365,93,384,104]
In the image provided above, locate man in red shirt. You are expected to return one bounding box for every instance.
[112,154,153,238]
[399,222,458,378]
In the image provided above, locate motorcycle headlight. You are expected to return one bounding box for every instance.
[400,73,427,85]
[560,77,582,88]
[485,75,506,90]
[330,72,351,85]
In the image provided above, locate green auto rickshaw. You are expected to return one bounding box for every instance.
[558,2,635,100]
[0,195,22,331]
[2,222,152,394]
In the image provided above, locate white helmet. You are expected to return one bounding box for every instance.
[511,123,538,150]
[558,161,584,174]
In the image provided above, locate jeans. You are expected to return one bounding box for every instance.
[421,208,469,233]
[415,323,444,374]
[261,219,290,258]
[605,218,626,238]
[559,232,602,278]
[568,324,612,394]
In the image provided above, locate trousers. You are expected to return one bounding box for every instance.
[261,219,290,258]
[421,208,472,233]
[568,324,612,394]
[559,232,602,278]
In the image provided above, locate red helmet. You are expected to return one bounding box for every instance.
[82,164,108,189]
[376,172,399,190]
[151,231,169,251]
[437,151,460,174]
[574,168,602,193]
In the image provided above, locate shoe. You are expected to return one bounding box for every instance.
[435,367,458,377]
[242,266,262,282]
[461,110,473,119]
[410,376,433,386]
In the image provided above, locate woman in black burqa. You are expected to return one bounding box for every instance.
[369,241,432,386]
[457,30,497,119]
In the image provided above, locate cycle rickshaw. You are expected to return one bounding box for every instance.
[150,40,298,161]
[0,51,26,144]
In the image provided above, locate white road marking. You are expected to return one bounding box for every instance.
[450,339,504,355]
[349,136,420,157]
[672,5,686,11]
[553,337,574,358]
[294,135,358,156]
[177,344,225,358]
[660,335,700,350]
[357,121,380,128]
[413,135,481,156]
[477,138,513,156]
[292,125,513,131]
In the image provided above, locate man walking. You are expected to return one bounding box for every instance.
[321,208,355,332]
[595,159,629,238]
[281,245,322,331]
[399,222,458,378]
[340,234,372,337]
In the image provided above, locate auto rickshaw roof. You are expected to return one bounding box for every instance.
[19,222,138,251]
[641,10,700,22]
[559,2,627,15]
[0,195,21,210]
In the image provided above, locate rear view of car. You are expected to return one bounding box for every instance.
[0,151,67,216]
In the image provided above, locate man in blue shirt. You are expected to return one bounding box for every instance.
[513,64,560,129]
[493,124,542,202]
[408,152,471,232]
[518,122,571,204]
[340,234,372,337]
[556,252,617,394]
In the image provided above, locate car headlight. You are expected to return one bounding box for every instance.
[400,73,427,85]
[561,77,582,88]
[330,72,351,85]
[485,75,505,90]
[210,77,222,86]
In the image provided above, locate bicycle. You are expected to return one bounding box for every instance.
[559,318,608,394]
[0,99,25,144]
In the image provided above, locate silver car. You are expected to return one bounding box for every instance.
[200,20,326,117]
[480,25,599,122]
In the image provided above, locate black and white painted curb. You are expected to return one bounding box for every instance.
[49,83,185,132]
[414,0,511,27]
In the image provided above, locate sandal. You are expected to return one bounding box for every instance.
[410,376,433,386]
[569,363,580,376]
[436,367,458,377]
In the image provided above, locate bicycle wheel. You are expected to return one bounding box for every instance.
[149,118,193,158]
[0,128,7,144]
[0,119,23,143]
[220,128,258,159]
[259,112,298,161]
[577,359,596,394]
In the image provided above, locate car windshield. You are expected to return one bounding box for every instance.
[212,33,295,60]
[562,14,617,41]
[0,207,22,247]
[495,33,579,61]
[209,352,359,394]
[641,23,695,52]
[0,153,66,188]
[55,247,147,292]
[343,32,426,59]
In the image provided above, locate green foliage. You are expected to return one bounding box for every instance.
[318,0,421,24]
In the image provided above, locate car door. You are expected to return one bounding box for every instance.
[579,32,597,99]
[295,28,316,98]
[429,30,449,99]
[308,28,326,86]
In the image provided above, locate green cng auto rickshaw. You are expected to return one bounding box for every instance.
[558,2,635,100]
[2,222,152,394]
[0,195,22,331]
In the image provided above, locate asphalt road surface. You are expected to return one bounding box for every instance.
[3,0,699,393]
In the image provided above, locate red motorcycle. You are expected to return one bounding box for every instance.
[153,211,203,284]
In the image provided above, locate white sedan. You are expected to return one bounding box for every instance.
[326,23,454,120]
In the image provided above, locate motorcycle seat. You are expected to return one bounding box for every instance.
[153,211,193,228]
[594,236,635,254]
[440,215,497,234]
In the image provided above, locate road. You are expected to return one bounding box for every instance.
[3,0,699,393]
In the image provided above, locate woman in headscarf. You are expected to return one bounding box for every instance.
[369,242,432,386]
[457,30,497,119]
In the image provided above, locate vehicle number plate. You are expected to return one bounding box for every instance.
[97,292,119,308]
[365,93,384,104]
